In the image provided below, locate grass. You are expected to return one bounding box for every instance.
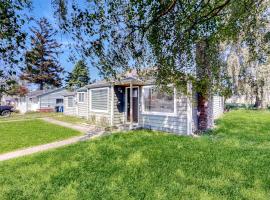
[0,119,81,153]
[1,110,270,199]
[49,114,89,124]
[0,112,55,121]
[0,112,88,124]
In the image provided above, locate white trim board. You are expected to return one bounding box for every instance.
[125,86,139,124]
[141,85,177,117]
[89,87,110,113]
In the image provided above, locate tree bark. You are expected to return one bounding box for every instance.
[198,93,209,131]
[196,39,212,132]
[254,84,263,109]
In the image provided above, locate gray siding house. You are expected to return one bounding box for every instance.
[64,77,224,135]
[18,88,68,113]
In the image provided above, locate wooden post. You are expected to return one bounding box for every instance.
[130,82,133,129]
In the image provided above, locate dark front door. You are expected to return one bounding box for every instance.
[127,87,139,123]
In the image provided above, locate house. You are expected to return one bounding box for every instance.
[64,77,224,135]
[17,88,68,113]
[0,96,18,106]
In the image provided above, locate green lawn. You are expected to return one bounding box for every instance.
[0,112,88,124]
[0,119,81,153]
[49,114,89,124]
[0,112,56,122]
[1,110,270,199]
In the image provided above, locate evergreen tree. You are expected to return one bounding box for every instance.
[66,60,90,89]
[21,18,64,90]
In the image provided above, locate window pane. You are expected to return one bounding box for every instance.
[143,87,174,113]
[68,97,74,107]
[56,99,63,104]
[79,93,85,102]
[91,89,108,111]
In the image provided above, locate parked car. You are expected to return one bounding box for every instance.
[0,105,14,117]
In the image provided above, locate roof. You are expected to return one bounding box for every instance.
[76,87,88,92]
[27,88,66,98]
[63,92,76,97]
[85,80,112,89]
[83,77,146,90]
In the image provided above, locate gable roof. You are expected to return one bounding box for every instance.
[83,77,147,90]
[27,88,66,98]
[63,92,76,97]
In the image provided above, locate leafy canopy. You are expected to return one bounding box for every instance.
[55,0,269,94]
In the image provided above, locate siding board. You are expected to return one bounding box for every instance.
[139,91,188,135]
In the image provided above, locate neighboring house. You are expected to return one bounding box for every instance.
[17,88,68,113]
[1,96,18,106]
[63,92,77,116]
[64,77,224,135]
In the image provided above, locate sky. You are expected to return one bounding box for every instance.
[29,0,100,81]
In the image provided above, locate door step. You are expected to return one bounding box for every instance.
[118,124,140,130]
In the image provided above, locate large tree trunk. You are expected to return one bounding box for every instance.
[254,84,263,109]
[196,39,212,132]
[198,93,209,131]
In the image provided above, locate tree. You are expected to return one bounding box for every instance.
[66,60,90,90]
[0,74,29,104]
[226,9,270,108]
[0,0,31,99]
[54,0,269,131]
[0,72,17,103]
[21,18,64,90]
[0,0,30,68]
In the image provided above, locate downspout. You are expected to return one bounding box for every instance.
[186,82,193,135]
[110,85,114,126]
[87,89,90,120]
[130,82,133,129]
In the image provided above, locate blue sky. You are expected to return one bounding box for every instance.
[29,0,100,81]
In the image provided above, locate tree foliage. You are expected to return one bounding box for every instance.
[21,18,64,90]
[66,60,90,90]
[55,0,269,95]
[0,0,31,98]
[0,0,30,68]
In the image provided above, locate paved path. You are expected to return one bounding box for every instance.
[0,132,104,162]
[0,118,105,162]
[42,117,100,133]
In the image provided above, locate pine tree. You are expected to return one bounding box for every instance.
[21,18,64,90]
[66,60,90,89]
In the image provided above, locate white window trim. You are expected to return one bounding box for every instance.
[77,92,85,103]
[67,96,75,108]
[141,85,177,116]
[125,86,140,124]
[90,87,110,113]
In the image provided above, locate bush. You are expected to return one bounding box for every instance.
[225,103,254,111]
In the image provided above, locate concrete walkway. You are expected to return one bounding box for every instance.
[0,118,105,162]
[42,117,98,133]
[0,132,104,161]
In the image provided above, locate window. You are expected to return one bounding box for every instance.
[78,92,85,103]
[56,99,63,104]
[142,86,176,115]
[67,97,74,107]
[90,88,109,112]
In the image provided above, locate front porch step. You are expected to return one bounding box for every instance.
[118,124,140,131]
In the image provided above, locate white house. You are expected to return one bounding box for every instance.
[17,88,68,113]
[64,77,224,135]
